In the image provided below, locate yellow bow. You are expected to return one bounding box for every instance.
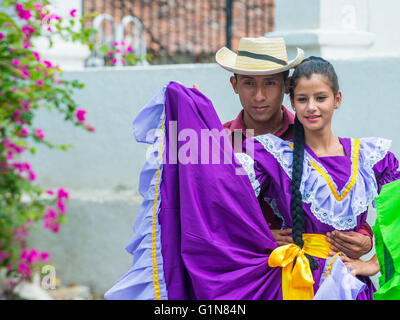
[268,234,331,300]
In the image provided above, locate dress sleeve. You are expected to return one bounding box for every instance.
[238,136,287,200]
[373,151,400,194]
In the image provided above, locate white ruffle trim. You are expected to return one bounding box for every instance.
[235,152,261,197]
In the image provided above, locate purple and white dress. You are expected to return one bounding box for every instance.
[104,82,400,300]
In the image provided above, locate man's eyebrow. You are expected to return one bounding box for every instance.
[238,75,254,80]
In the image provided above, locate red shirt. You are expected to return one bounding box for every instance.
[223,106,374,238]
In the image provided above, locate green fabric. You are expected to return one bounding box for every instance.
[373,179,400,300]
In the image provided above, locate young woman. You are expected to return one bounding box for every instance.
[240,56,400,299]
[105,57,399,300]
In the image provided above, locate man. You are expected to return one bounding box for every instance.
[215,37,372,259]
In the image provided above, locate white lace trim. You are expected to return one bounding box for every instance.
[235,152,261,197]
[264,197,286,229]
[254,134,392,230]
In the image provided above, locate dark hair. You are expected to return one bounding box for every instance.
[289,56,339,98]
[234,70,290,82]
[289,57,339,271]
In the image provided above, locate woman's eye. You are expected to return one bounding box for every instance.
[244,81,254,86]
[265,81,276,86]
[317,96,327,101]
[296,97,307,103]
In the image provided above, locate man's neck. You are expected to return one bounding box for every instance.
[243,107,284,137]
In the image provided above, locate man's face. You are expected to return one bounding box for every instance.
[230,73,286,125]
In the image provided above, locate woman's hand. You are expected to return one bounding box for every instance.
[271,228,293,246]
[340,254,380,276]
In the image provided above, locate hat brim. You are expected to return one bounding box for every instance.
[215,47,304,75]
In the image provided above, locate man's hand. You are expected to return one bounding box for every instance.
[271,229,293,246]
[326,230,372,259]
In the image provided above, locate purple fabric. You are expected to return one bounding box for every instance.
[305,138,352,191]
[157,82,380,299]
[159,82,280,299]
[373,151,400,193]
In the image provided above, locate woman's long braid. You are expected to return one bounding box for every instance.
[289,55,340,271]
[291,116,319,271]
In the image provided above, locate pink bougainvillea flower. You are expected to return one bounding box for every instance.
[18,262,32,277]
[40,252,50,263]
[27,248,39,264]
[44,207,58,230]
[51,222,60,233]
[85,123,96,132]
[43,60,52,68]
[28,170,36,181]
[20,224,29,238]
[36,80,43,86]
[70,9,77,17]
[32,51,40,61]
[23,41,31,49]
[57,188,69,200]
[46,189,54,195]
[12,109,22,122]
[12,59,20,66]
[113,41,119,46]
[15,4,32,21]
[111,58,117,64]
[106,51,113,57]
[20,249,28,261]
[57,199,66,214]
[21,25,35,38]
[35,128,44,139]
[20,65,31,79]
[20,128,29,136]
[75,109,86,122]
[0,32,4,40]
[0,250,11,263]
[34,3,43,12]
[21,100,30,110]
[6,150,14,160]
[126,46,133,53]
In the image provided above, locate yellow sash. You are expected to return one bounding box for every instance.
[268,233,331,300]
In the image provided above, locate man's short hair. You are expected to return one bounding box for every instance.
[234,70,290,82]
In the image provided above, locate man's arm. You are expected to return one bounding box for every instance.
[340,254,380,276]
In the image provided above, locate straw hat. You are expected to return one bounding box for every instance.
[216,37,304,75]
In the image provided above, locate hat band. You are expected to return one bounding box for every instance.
[237,50,287,66]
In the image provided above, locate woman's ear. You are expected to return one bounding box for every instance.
[284,76,292,94]
[290,96,296,113]
[334,90,343,109]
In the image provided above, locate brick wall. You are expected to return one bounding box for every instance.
[83,0,274,64]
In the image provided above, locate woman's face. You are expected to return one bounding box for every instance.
[291,73,342,133]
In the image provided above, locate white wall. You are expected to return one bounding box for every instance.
[26,60,399,295]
